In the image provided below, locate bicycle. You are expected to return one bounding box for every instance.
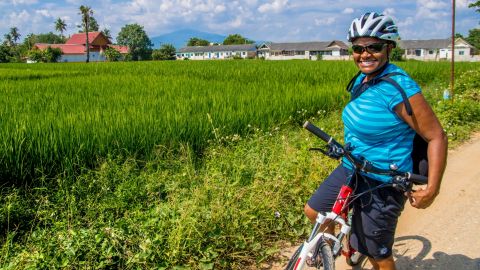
[284,121,428,270]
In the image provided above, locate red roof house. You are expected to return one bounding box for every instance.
[33,32,129,62]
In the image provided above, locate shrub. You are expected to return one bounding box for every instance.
[104,47,122,62]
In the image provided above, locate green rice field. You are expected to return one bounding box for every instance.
[0,60,476,182]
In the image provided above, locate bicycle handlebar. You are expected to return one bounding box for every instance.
[303,121,428,186]
[303,121,339,146]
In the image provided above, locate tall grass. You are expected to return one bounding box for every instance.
[0,61,476,182]
[1,61,354,182]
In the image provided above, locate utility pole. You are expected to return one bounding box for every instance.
[451,0,455,101]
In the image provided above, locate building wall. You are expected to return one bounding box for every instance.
[404,47,476,61]
[59,52,106,62]
[177,51,255,60]
[264,49,347,60]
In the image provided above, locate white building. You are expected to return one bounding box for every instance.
[399,37,478,62]
[257,41,349,60]
[177,44,257,60]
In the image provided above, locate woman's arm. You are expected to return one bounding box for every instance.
[395,93,448,209]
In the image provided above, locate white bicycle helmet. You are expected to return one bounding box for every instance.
[347,12,400,43]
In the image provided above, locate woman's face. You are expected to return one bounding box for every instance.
[352,37,392,78]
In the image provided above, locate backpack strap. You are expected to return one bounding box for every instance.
[346,71,362,93]
[378,72,413,116]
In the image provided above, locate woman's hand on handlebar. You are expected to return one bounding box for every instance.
[405,187,437,209]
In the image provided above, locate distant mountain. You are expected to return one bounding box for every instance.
[150,29,227,50]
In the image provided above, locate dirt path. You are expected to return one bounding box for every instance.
[270,133,480,270]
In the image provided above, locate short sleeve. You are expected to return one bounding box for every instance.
[386,74,422,111]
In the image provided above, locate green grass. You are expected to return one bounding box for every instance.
[0,60,477,182]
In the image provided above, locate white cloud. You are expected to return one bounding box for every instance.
[416,0,449,19]
[457,0,475,9]
[8,9,30,24]
[314,17,336,26]
[418,0,448,9]
[160,0,174,12]
[382,8,395,16]
[228,15,243,28]
[36,9,52,18]
[398,16,414,27]
[258,0,288,13]
[11,0,37,4]
[214,4,226,13]
[342,8,354,14]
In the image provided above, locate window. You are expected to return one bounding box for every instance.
[429,50,434,55]
[459,51,465,55]
[295,51,305,55]
[242,52,246,56]
[282,51,294,56]
[415,49,421,56]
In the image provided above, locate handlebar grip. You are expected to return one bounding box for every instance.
[408,173,428,185]
[303,121,333,144]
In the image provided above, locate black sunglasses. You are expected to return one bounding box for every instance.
[351,43,387,54]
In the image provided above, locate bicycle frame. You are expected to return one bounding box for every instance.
[291,185,354,270]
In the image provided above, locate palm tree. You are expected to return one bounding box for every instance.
[55,18,67,41]
[9,27,20,45]
[102,28,112,41]
[3,33,13,46]
[79,5,93,63]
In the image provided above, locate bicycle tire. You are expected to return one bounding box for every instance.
[319,242,335,270]
[346,251,366,266]
[284,244,303,270]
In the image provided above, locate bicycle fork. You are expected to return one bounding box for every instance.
[292,211,351,270]
[292,184,353,270]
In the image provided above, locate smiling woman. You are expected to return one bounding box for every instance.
[351,37,391,80]
[303,11,448,270]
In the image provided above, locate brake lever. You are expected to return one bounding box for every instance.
[309,146,342,159]
[391,175,413,193]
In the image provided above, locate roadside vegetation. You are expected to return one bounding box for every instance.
[0,61,479,269]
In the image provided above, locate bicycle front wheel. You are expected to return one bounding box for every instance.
[319,241,335,270]
[284,244,303,270]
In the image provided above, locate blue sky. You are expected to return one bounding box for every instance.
[0,0,478,43]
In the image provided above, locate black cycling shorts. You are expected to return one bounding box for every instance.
[307,164,406,259]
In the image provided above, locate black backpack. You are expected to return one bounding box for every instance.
[346,71,429,176]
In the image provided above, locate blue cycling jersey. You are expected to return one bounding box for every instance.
[341,63,421,182]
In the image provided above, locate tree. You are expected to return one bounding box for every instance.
[116,23,153,61]
[79,5,93,63]
[27,48,44,62]
[27,46,62,63]
[3,33,13,46]
[78,15,99,33]
[390,46,404,61]
[9,27,21,45]
[469,1,480,13]
[152,44,176,60]
[0,44,14,62]
[102,28,112,40]
[187,37,210,46]
[55,18,67,40]
[44,47,62,62]
[28,32,64,44]
[466,28,480,50]
[223,34,254,45]
[23,33,36,50]
[104,47,122,61]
